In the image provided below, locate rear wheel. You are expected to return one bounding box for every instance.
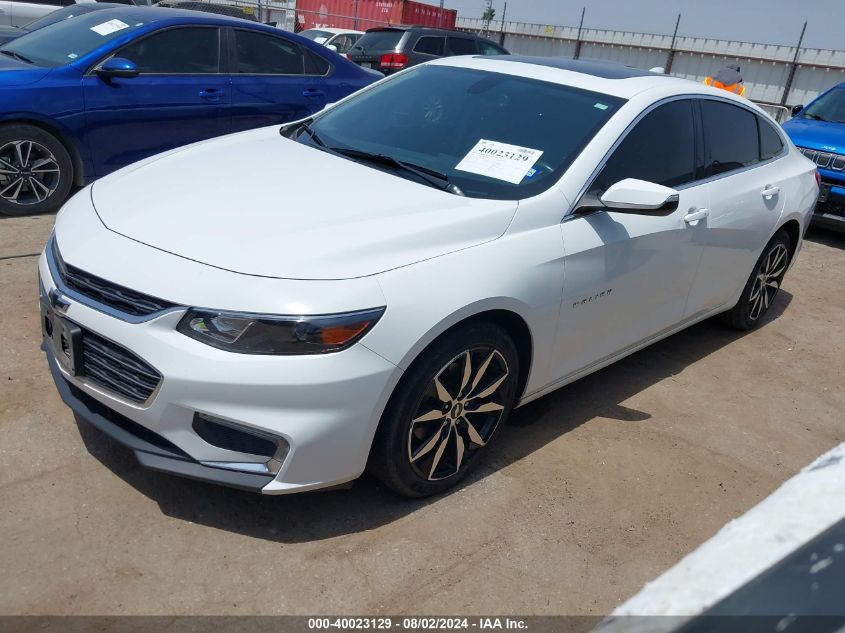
[724,230,791,330]
[0,124,73,217]
[369,322,519,497]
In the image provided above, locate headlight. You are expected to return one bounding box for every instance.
[177,307,385,355]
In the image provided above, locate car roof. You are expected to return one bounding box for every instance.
[494,56,657,79]
[430,55,744,102]
[365,26,487,38]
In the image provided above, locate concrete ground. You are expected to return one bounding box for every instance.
[0,213,843,616]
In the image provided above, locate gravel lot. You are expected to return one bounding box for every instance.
[1,213,843,616]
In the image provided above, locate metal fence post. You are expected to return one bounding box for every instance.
[354,0,360,30]
[665,13,681,74]
[499,2,507,46]
[780,21,807,107]
[573,7,585,59]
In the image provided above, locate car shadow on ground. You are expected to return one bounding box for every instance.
[76,292,793,543]
[805,227,845,249]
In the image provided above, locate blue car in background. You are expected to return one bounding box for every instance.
[0,7,380,215]
[783,82,845,232]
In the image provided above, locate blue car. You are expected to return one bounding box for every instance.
[782,82,845,232]
[0,7,380,215]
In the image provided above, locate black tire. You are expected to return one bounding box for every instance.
[723,230,792,330]
[368,322,519,498]
[0,124,73,217]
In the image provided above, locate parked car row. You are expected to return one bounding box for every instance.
[0,6,382,215]
[347,25,508,74]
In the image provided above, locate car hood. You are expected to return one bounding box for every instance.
[0,55,50,86]
[782,117,845,154]
[92,127,519,280]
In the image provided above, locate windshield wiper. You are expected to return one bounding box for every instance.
[0,49,34,64]
[328,148,464,196]
[298,122,327,148]
[803,113,829,122]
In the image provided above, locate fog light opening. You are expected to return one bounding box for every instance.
[193,413,289,476]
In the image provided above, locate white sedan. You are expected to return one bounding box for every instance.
[40,56,818,497]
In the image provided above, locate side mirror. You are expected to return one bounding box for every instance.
[326,44,338,52]
[599,178,679,215]
[791,104,804,117]
[96,57,139,80]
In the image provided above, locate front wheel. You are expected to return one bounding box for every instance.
[0,124,73,217]
[724,230,792,330]
[369,323,519,497]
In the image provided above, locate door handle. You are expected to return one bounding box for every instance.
[761,185,780,199]
[302,88,326,100]
[684,208,709,224]
[198,88,222,101]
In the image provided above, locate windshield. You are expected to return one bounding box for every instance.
[0,11,147,67]
[354,29,403,50]
[802,88,845,123]
[304,65,624,200]
[300,29,333,43]
[22,4,107,31]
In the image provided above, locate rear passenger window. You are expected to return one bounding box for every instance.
[413,36,444,56]
[304,48,331,75]
[701,100,759,177]
[447,37,478,56]
[478,41,506,55]
[595,99,696,191]
[234,31,305,74]
[758,117,784,161]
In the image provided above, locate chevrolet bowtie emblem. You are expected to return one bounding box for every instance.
[48,288,71,314]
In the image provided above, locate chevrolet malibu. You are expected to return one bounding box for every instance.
[40,57,818,497]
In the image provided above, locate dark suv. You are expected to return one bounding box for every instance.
[347,26,509,75]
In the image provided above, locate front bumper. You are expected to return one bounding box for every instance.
[813,171,845,232]
[44,344,276,491]
[39,249,402,494]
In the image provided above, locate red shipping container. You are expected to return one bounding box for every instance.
[295,0,457,33]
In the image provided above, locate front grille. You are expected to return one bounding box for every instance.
[52,239,175,317]
[798,147,845,172]
[81,330,162,404]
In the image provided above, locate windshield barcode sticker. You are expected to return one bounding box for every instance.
[90,19,130,36]
[455,139,544,184]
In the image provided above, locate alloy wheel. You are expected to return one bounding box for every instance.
[748,243,788,321]
[0,140,61,206]
[407,347,510,481]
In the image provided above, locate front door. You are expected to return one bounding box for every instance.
[83,26,229,176]
[554,99,708,381]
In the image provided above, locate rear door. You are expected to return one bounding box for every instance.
[412,34,445,61]
[683,99,786,316]
[83,25,229,176]
[445,35,478,57]
[554,99,708,381]
[228,28,323,132]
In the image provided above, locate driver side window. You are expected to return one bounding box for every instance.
[115,27,220,74]
[594,99,696,193]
